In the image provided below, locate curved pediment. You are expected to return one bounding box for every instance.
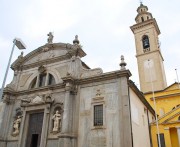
[11,43,86,70]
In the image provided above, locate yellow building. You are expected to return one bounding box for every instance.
[131,3,180,147]
[145,83,180,147]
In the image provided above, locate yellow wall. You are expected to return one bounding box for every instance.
[145,84,180,116]
[145,83,180,147]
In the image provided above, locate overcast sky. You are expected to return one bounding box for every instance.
[0,0,180,89]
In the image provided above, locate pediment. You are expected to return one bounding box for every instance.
[11,43,86,70]
[155,107,180,125]
[164,82,179,91]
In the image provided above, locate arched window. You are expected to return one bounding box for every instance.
[141,17,144,22]
[30,73,56,89]
[178,116,180,121]
[30,77,37,89]
[48,74,55,85]
[39,73,47,87]
[142,35,150,49]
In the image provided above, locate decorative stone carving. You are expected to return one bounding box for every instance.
[32,96,43,103]
[96,89,101,97]
[42,47,49,52]
[81,68,103,78]
[21,98,31,105]
[47,32,54,44]
[21,95,44,106]
[12,115,22,136]
[3,94,10,104]
[52,110,61,133]
[38,65,46,73]
[45,94,54,104]
[18,51,24,59]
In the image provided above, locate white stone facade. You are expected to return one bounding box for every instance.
[0,38,154,147]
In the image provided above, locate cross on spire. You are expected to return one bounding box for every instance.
[140,0,143,4]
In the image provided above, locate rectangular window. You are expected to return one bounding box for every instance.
[94,105,103,126]
[157,133,166,147]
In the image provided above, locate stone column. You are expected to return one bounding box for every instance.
[176,127,180,146]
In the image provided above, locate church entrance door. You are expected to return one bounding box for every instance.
[26,112,44,147]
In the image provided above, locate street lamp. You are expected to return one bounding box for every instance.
[0,38,26,102]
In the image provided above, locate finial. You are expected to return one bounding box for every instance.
[47,32,54,44]
[140,0,143,5]
[120,55,127,70]
[73,35,80,45]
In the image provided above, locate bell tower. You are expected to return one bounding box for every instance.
[130,3,167,93]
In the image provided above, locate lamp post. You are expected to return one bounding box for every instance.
[0,38,26,102]
[147,59,161,147]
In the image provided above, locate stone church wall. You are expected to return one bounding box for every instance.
[78,80,121,147]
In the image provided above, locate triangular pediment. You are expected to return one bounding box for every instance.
[11,43,86,70]
[152,106,180,125]
[164,82,180,91]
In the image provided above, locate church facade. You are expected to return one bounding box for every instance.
[0,33,155,147]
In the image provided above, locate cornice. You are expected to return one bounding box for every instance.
[161,111,180,125]
[136,50,164,61]
[4,70,131,96]
[4,83,65,96]
[130,18,160,35]
[149,92,180,100]
[135,12,152,21]
[76,70,132,85]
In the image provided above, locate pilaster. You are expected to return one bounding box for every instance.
[60,76,76,147]
[176,127,180,146]
[118,76,133,147]
[164,127,172,147]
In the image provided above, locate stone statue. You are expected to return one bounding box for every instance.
[52,110,61,132]
[12,116,22,135]
[47,32,54,44]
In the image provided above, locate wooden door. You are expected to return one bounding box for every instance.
[26,112,44,147]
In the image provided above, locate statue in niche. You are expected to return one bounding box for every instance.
[12,115,22,135]
[52,110,61,132]
[47,32,54,44]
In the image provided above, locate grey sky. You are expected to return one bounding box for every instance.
[0,0,180,88]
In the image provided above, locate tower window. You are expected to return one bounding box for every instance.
[147,16,149,20]
[141,17,144,22]
[142,35,150,50]
[94,105,103,126]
